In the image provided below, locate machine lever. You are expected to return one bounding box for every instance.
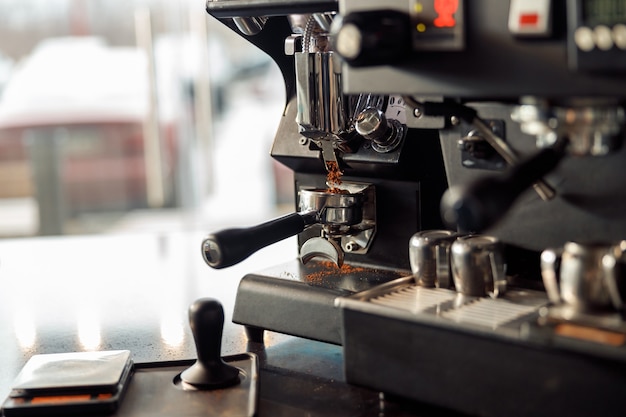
[202,211,317,269]
[441,146,565,233]
[418,100,556,201]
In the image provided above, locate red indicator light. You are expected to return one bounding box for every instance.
[519,13,539,26]
[433,0,459,28]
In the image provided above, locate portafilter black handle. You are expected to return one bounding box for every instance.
[441,146,564,233]
[202,211,317,269]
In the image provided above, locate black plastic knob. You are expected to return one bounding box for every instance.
[331,10,412,67]
[440,147,564,233]
[181,298,240,389]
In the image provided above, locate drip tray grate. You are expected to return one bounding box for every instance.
[442,297,544,329]
[370,286,456,313]
[360,279,548,331]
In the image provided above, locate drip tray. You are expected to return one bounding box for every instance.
[336,277,626,417]
[232,259,408,344]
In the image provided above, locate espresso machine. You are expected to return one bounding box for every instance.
[202,1,626,416]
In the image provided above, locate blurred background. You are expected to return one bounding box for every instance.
[0,0,293,237]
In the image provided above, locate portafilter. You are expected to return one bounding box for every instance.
[202,184,373,269]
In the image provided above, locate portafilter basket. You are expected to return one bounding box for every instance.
[298,188,364,228]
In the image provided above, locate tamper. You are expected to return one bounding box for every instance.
[181,298,241,389]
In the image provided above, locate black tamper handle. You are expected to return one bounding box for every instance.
[441,147,564,233]
[202,211,317,269]
[181,298,240,389]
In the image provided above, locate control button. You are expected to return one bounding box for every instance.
[594,25,614,50]
[330,10,411,67]
[574,26,595,52]
[508,0,552,37]
[613,24,626,50]
[335,23,362,60]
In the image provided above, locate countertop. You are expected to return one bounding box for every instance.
[0,231,454,416]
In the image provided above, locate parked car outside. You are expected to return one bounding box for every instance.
[0,37,177,215]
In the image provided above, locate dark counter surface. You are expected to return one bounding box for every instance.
[0,232,454,417]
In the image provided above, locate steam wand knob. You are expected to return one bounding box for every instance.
[181,298,240,389]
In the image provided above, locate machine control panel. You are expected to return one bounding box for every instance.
[411,0,464,50]
[335,0,626,97]
[332,0,464,65]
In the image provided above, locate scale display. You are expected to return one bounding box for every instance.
[583,0,626,26]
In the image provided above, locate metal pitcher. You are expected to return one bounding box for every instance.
[540,241,626,312]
